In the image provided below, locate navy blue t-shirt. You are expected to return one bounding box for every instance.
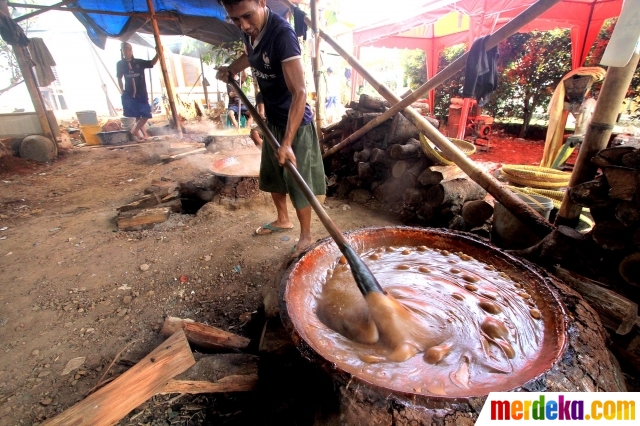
[243,9,313,128]
[117,58,153,98]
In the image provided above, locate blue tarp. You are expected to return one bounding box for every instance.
[72,1,291,48]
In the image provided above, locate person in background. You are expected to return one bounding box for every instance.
[324,67,339,123]
[117,42,158,140]
[227,71,253,129]
[249,90,265,148]
[215,0,326,254]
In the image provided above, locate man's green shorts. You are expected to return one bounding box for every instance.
[259,121,326,210]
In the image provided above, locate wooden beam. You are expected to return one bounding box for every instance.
[41,331,195,426]
[281,0,562,239]
[145,0,182,137]
[13,0,75,22]
[8,2,177,20]
[310,0,323,137]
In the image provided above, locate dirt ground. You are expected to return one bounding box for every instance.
[0,133,549,425]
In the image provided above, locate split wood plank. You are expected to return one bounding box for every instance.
[157,353,258,394]
[161,316,250,351]
[117,207,170,230]
[117,194,163,213]
[159,375,258,394]
[41,331,195,426]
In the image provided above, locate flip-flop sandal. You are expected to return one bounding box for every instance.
[254,223,294,236]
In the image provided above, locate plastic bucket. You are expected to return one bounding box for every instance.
[97,130,130,146]
[80,124,102,146]
[491,193,553,250]
[76,110,98,125]
[120,117,136,130]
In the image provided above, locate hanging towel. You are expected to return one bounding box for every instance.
[540,67,607,167]
[462,36,499,107]
[293,7,307,41]
[0,10,29,46]
[28,38,57,87]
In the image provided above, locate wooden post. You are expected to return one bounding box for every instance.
[200,52,209,112]
[0,1,55,143]
[145,0,182,136]
[556,52,640,227]
[281,0,562,239]
[148,50,154,113]
[310,0,323,136]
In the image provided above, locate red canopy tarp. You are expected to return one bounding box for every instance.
[351,0,622,106]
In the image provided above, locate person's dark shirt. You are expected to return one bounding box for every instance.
[117,58,153,98]
[242,9,313,128]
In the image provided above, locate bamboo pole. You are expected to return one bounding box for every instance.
[145,0,182,137]
[556,51,640,227]
[283,0,562,238]
[200,53,209,113]
[310,0,323,137]
[0,1,55,144]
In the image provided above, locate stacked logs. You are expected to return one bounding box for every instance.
[568,145,640,288]
[513,144,640,300]
[322,94,490,234]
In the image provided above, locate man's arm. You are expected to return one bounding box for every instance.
[277,57,307,167]
[150,46,160,66]
[116,63,124,94]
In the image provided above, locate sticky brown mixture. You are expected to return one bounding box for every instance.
[314,245,544,396]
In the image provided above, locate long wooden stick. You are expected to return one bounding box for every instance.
[282,0,560,239]
[228,78,384,297]
[145,0,182,137]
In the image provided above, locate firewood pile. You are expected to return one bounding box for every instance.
[513,145,640,292]
[322,94,490,237]
[573,145,640,288]
[41,319,261,426]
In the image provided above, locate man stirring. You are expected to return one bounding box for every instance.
[216,0,326,254]
[117,42,159,140]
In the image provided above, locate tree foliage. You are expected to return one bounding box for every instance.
[486,29,572,137]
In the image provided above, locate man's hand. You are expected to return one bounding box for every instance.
[215,67,234,83]
[276,145,296,168]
